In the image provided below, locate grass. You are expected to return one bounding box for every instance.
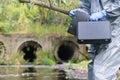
[77,60,89,67]
[7,22,69,36]
[0,49,56,65]
[67,60,89,68]
[34,50,56,65]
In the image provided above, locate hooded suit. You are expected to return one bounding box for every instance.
[78,0,120,80]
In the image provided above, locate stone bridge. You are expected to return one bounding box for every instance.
[0,34,88,62]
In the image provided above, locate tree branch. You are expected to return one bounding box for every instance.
[19,0,70,15]
[48,0,52,7]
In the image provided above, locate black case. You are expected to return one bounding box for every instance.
[67,11,90,36]
[77,21,111,44]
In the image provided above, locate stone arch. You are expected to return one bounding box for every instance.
[0,41,6,58]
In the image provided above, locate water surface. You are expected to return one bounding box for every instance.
[0,65,86,80]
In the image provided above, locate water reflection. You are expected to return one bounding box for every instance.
[54,69,66,80]
[22,67,37,80]
[0,66,68,80]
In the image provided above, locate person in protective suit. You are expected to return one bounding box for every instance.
[69,0,120,80]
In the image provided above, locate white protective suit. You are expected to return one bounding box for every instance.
[78,0,120,80]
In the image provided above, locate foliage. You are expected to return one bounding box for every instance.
[34,49,56,65]
[0,0,79,33]
[2,53,28,65]
[16,23,68,35]
[77,60,89,67]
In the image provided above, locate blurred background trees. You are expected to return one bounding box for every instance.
[0,0,79,33]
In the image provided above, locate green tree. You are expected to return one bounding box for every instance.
[0,0,79,33]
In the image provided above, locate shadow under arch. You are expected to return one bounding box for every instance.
[0,41,6,58]
[17,40,42,62]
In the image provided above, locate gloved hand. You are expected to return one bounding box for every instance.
[89,10,107,21]
[69,9,80,18]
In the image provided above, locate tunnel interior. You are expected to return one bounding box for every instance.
[18,41,42,62]
[57,41,76,62]
[22,45,36,62]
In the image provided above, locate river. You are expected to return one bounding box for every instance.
[0,65,87,80]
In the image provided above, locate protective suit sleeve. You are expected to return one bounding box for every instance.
[105,0,120,18]
[78,0,90,15]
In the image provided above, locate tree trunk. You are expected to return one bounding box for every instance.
[19,0,70,15]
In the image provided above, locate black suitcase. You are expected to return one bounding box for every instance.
[77,21,111,44]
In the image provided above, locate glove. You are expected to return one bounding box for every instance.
[69,9,80,18]
[89,10,107,21]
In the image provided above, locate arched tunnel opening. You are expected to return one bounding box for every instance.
[18,41,42,62]
[0,42,6,58]
[58,44,74,62]
[54,40,80,63]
